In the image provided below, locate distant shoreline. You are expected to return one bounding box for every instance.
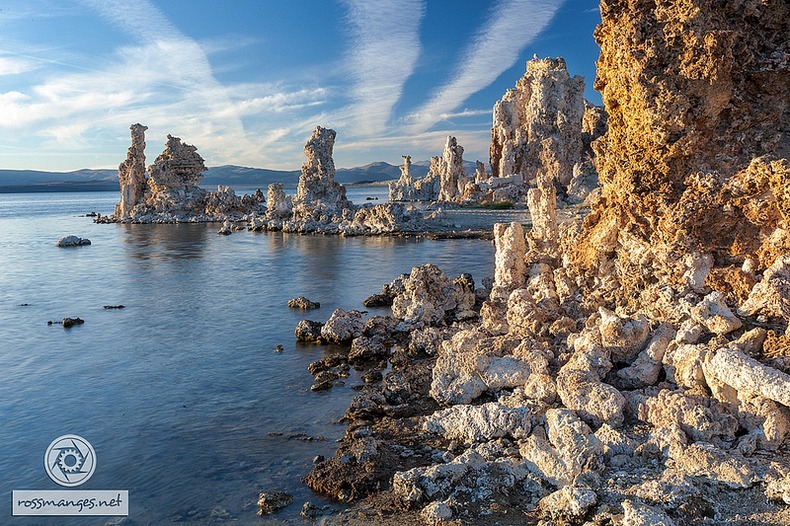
[0,180,397,194]
[0,181,120,193]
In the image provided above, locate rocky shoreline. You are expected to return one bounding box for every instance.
[288,1,790,525]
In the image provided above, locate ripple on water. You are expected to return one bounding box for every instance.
[0,191,495,524]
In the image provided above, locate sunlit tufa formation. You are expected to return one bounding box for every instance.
[292,126,352,217]
[114,123,148,218]
[109,125,264,222]
[489,57,586,188]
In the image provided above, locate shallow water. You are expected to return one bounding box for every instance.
[0,191,495,525]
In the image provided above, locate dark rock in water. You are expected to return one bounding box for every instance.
[301,501,318,519]
[310,379,334,392]
[103,305,125,309]
[85,212,98,217]
[61,317,84,328]
[302,435,389,503]
[273,344,284,353]
[19,303,30,307]
[295,320,324,342]
[257,491,293,515]
[56,236,91,247]
[308,355,346,375]
[348,336,388,363]
[288,296,320,310]
[312,368,343,391]
[361,369,383,384]
[363,293,392,307]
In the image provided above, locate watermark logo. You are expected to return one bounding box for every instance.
[12,434,128,516]
[44,434,96,487]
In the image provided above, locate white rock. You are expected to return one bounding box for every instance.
[320,308,365,344]
[598,307,650,362]
[420,501,454,524]
[423,402,532,443]
[622,500,676,526]
[537,485,597,522]
[739,255,790,319]
[690,292,743,334]
[616,323,675,388]
[703,347,790,408]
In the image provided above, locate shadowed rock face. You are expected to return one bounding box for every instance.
[570,0,790,308]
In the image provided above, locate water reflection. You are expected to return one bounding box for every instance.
[119,222,210,261]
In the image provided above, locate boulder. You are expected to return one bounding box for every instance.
[56,236,91,247]
[320,309,365,344]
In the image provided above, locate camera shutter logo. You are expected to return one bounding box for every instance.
[43,435,96,487]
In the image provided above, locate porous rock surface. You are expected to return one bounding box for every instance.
[109,124,264,222]
[304,1,790,524]
[250,127,426,235]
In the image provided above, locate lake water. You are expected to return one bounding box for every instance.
[0,190,495,525]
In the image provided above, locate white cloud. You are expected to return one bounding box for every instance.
[0,0,338,169]
[408,0,562,132]
[0,56,38,75]
[343,0,425,136]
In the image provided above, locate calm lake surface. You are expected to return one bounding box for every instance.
[0,189,495,525]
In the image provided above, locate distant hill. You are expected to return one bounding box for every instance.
[0,168,115,186]
[201,165,300,188]
[0,159,486,193]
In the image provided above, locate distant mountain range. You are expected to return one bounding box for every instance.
[0,160,480,193]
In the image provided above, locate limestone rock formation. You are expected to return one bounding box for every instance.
[292,126,351,217]
[266,183,293,219]
[489,57,585,188]
[389,155,439,201]
[246,127,425,235]
[388,155,441,202]
[437,136,466,202]
[301,3,790,523]
[115,123,148,218]
[569,0,790,310]
[108,125,264,222]
[388,137,468,203]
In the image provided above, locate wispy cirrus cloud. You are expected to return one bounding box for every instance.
[407,0,563,132]
[0,0,331,168]
[0,56,39,76]
[343,0,425,136]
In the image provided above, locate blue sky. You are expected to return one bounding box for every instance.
[0,0,601,172]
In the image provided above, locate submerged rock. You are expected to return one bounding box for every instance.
[61,317,85,328]
[56,236,91,247]
[257,491,293,515]
[294,320,324,342]
[288,297,320,310]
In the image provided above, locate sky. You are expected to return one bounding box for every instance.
[0,0,602,172]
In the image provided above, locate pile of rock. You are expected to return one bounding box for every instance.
[390,57,608,208]
[249,127,427,235]
[107,125,265,223]
[303,1,790,523]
